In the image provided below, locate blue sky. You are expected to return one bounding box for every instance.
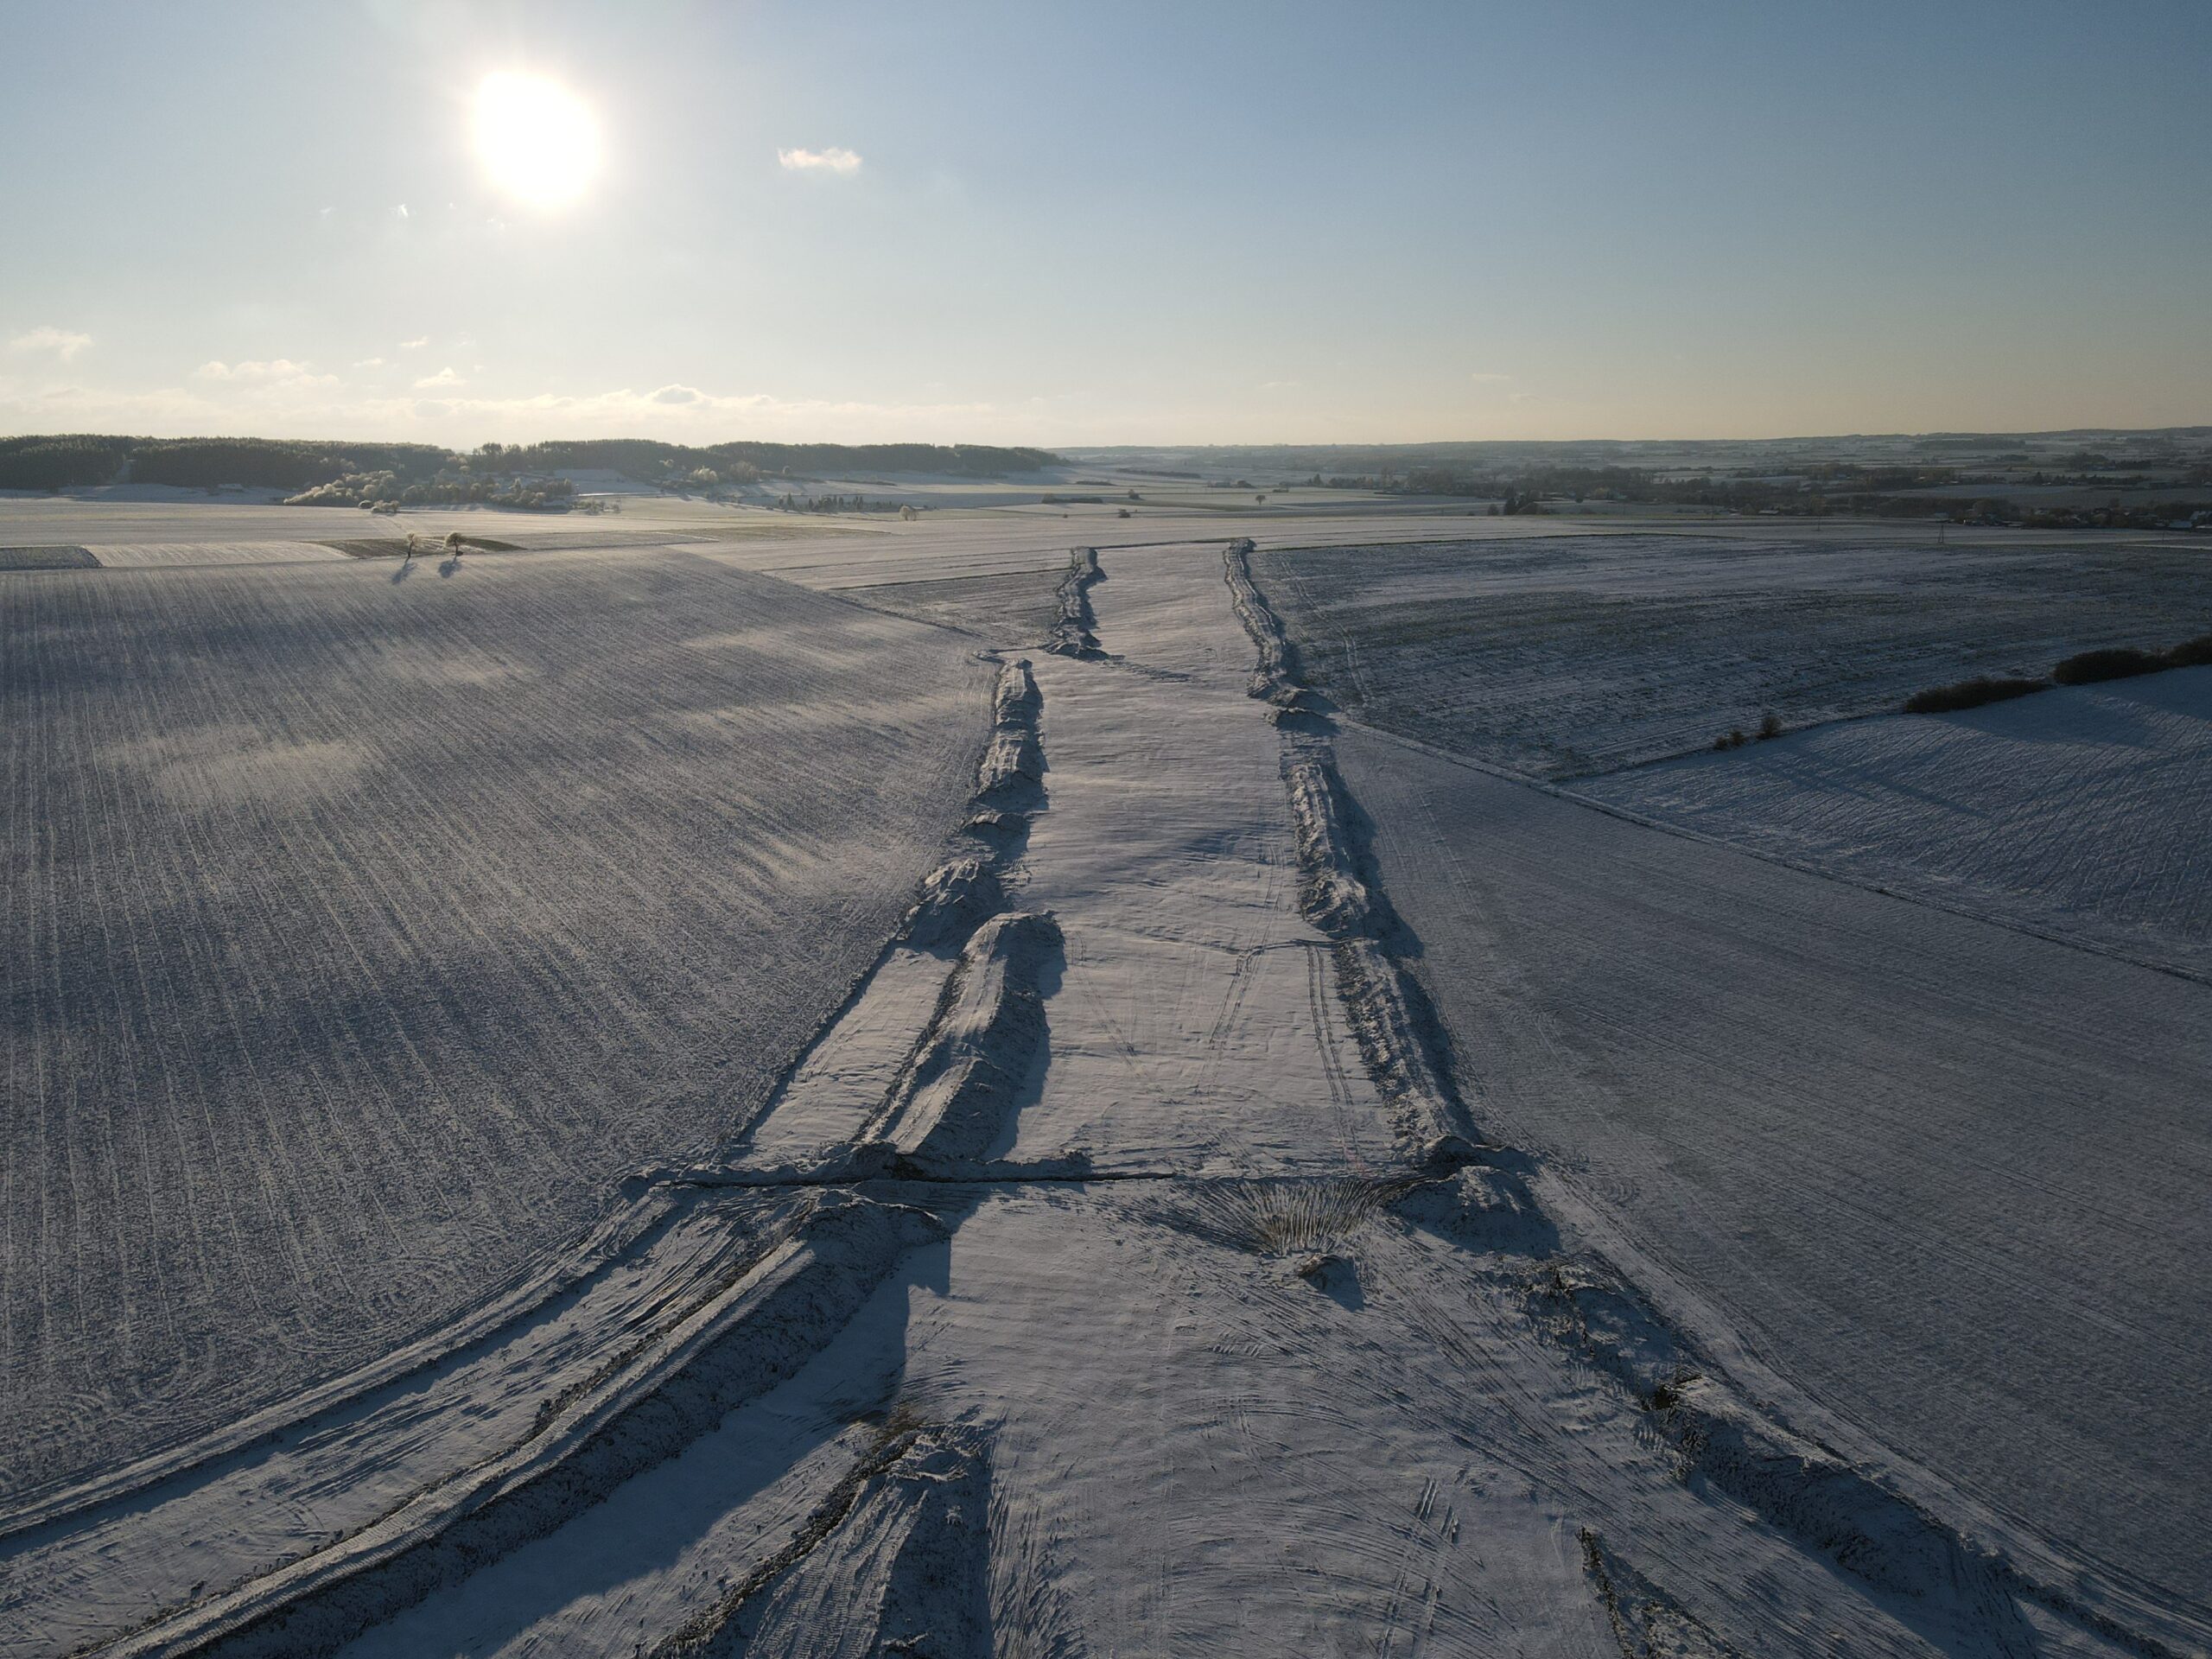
[3,0,2206,444]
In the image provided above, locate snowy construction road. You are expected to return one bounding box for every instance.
[4,536,2205,1658]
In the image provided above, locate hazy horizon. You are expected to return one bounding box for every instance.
[5,0,2207,448]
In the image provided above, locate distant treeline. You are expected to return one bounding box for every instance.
[1377,462,2211,528]
[139,440,450,491]
[0,435,135,490]
[0,435,1061,494]
[289,469,579,512]
[1904,632,2212,715]
[503,439,1059,481]
[1390,462,1974,512]
[0,435,448,493]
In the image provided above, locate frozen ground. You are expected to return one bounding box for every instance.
[839,568,1069,645]
[0,547,990,1508]
[1255,533,2212,776]
[0,492,837,554]
[1576,666,2212,979]
[1334,720,2212,1634]
[9,531,2198,1659]
[5,499,2208,1657]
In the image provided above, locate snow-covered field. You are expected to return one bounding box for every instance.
[0,494,846,577]
[1576,666,2212,979]
[4,499,2208,1657]
[840,568,1069,642]
[1255,533,2212,776]
[1333,721,2212,1637]
[0,547,989,1510]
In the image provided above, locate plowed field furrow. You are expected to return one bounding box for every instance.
[0,549,990,1507]
[1578,667,2212,977]
[1255,535,2212,779]
[1335,716,2212,1628]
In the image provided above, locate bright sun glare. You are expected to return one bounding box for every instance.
[474,72,601,210]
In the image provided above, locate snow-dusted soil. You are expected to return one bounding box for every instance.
[353,1184,2042,1659]
[1255,534,2212,777]
[1009,563,1407,1176]
[0,548,990,1510]
[306,544,2071,1656]
[6,516,2204,1658]
[1575,666,2212,979]
[0,1184,799,1655]
[80,541,356,568]
[840,568,1068,645]
[0,493,844,579]
[0,545,101,571]
[1333,720,2212,1637]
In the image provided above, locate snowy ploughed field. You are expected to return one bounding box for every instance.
[1255,532,2212,777]
[3,502,2208,1658]
[1577,666,2212,979]
[2,544,990,1508]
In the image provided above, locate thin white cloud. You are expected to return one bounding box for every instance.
[778,146,862,175]
[3,385,227,426]
[353,356,385,368]
[0,378,1006,446]
[194,359,340,388]
[413,366,466,388]
[400,337,429,351]
[1469,371,1514,385]
[9,327,93,362]
[407,385,1001,440]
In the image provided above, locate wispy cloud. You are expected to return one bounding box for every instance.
[1469,371,1514,385]
[0,378,1006,447]
[353,356,385,368]
[413,366,465,389]
[9,327,93,362]
[400,384,1000,440]
[194,359,339,387]
[399,336,429,351]
[778,146,862,175]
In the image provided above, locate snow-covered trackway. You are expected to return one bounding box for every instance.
[4,543,2183,1657]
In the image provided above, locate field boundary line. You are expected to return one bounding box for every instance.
[1332,711,2210,988]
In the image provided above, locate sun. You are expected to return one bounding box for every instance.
[474,73,601,210]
